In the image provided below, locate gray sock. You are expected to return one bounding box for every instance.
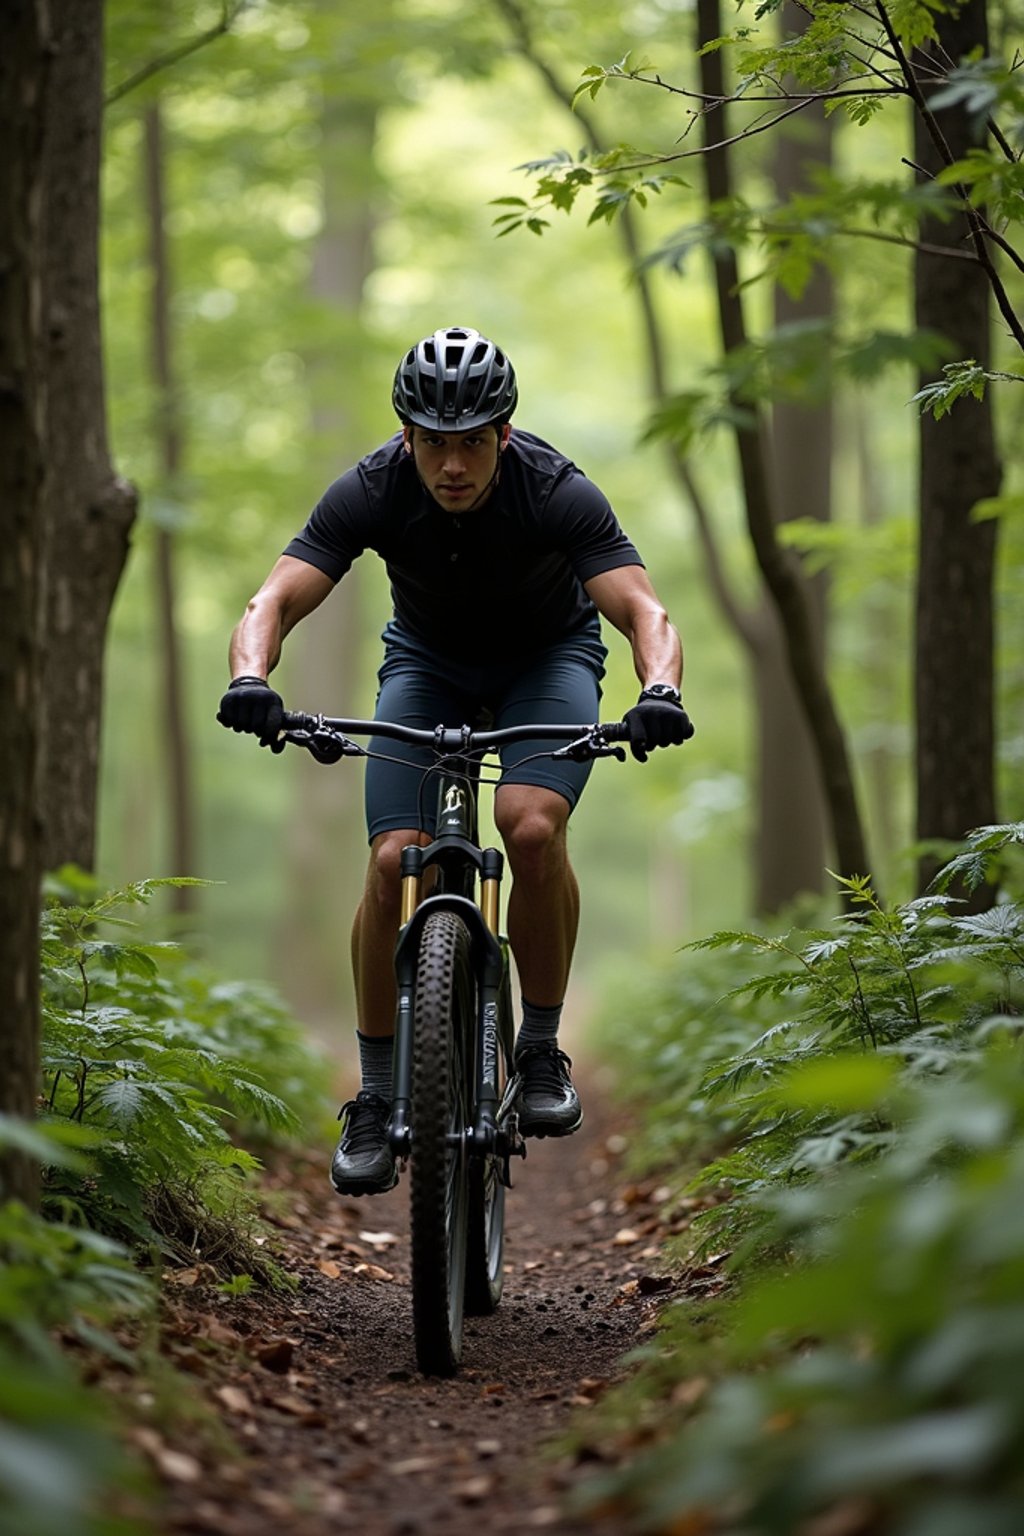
[357,1031,394,1101]
[515,1000,563,1060]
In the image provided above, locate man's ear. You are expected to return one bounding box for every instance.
[498,423,511,453]
[402,426,413,454]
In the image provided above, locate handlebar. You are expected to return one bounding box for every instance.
[278,712,630,765]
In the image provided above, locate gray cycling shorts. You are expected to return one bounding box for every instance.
[364,621,607,842]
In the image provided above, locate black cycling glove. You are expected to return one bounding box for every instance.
[216,676,285,752]
[624,687,695,763]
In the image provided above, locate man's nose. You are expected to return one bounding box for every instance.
[443,447,466,477]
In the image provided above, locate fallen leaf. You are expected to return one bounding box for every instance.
[168,1266,202,1287]
[391,1455,439,1475]
[272,1393,326,1425]
[317,1259,342,1279]
[612,1228,639,1246]
[455,1475,494,1502]
[131,1428,202,1483]
[195,1314,243,1346]
[358,1230,398,1248]
[215,1385,254,1415]
[253,1338,295,1373]
[352,1262,394,1282]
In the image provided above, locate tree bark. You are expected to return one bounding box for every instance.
[912,0,1000,897]
[277,86,381,1030]
[757,12,832,909]
[697,0,871,894]
[144,100,197,915]
[0,0,48,1204]
[39,0,137,873]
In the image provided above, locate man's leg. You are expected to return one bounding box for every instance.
[494,784,577,1005]
[352,828,428,1036]
[332,828,424,1197]
[494,783,583,1137]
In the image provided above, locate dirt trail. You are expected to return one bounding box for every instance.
[148,1077,673,1536]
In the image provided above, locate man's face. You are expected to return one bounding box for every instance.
[405,424,510,513]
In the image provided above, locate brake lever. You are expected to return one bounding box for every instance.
[551,734,627,764]
[282,726,363,764]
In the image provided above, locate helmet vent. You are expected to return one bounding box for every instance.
[392,325,518,429]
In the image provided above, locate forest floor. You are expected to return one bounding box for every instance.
[122,1075,709,1536]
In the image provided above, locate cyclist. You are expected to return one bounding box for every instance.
[218,325,693,1196]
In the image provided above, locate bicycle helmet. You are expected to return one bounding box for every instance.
[393,326,518,431]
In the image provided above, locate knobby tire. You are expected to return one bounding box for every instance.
[464,957,513,1315]
[410,911,472,1376]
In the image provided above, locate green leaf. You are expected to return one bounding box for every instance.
[776,1050,896,1112]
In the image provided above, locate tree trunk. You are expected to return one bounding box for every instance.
[912,0,1000,897]
[144,100,197,915]
[39,0,137,874]
[697,0,871,895]
[0,0,48,1204]
[493,0,830,916]
[277,88,381,1031]
[757,13,832,910]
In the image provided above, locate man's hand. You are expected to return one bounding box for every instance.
[624,687,695,763]
[217,676,285,752]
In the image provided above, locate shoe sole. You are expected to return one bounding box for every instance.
[329,1169,399,1198]
[519,1109,583,1140]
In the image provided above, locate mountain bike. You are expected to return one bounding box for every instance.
[277,710,629,1376]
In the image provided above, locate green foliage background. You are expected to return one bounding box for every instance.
[94,0,1021,1058]
[10,1,1024,1527]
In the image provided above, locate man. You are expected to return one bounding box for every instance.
[218,325,692,1196]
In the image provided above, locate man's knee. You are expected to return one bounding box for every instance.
[494,789,569,872]
[367,829,422,908]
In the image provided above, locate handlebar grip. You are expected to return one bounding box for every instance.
[281,710,319,732]
[604,720,631,743]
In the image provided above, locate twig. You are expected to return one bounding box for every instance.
[105,1,246,107]
[878,0,1024,352]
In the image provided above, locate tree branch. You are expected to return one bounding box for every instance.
[877,0,1024,352]
[105,2,246,107]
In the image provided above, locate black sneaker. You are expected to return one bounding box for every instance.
[330,1091,398,1196]
[514,1043,583,1138]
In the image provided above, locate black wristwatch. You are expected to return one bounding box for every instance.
[639,683,682,706]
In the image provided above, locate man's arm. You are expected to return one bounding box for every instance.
[585,565,683,691]
[229,554,335,679]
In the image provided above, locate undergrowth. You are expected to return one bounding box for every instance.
[40,870,330,1276]
[1,873,334,1535]
[585,823,1024,1536]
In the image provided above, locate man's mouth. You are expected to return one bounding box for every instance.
[438,484,472,497]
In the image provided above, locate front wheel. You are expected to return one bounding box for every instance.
[465,958,513,1315]
[409,911,473,1376]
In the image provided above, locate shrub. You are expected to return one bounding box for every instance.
[577,825,1024,1536]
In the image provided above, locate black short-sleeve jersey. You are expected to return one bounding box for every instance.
[283,428,643,662]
